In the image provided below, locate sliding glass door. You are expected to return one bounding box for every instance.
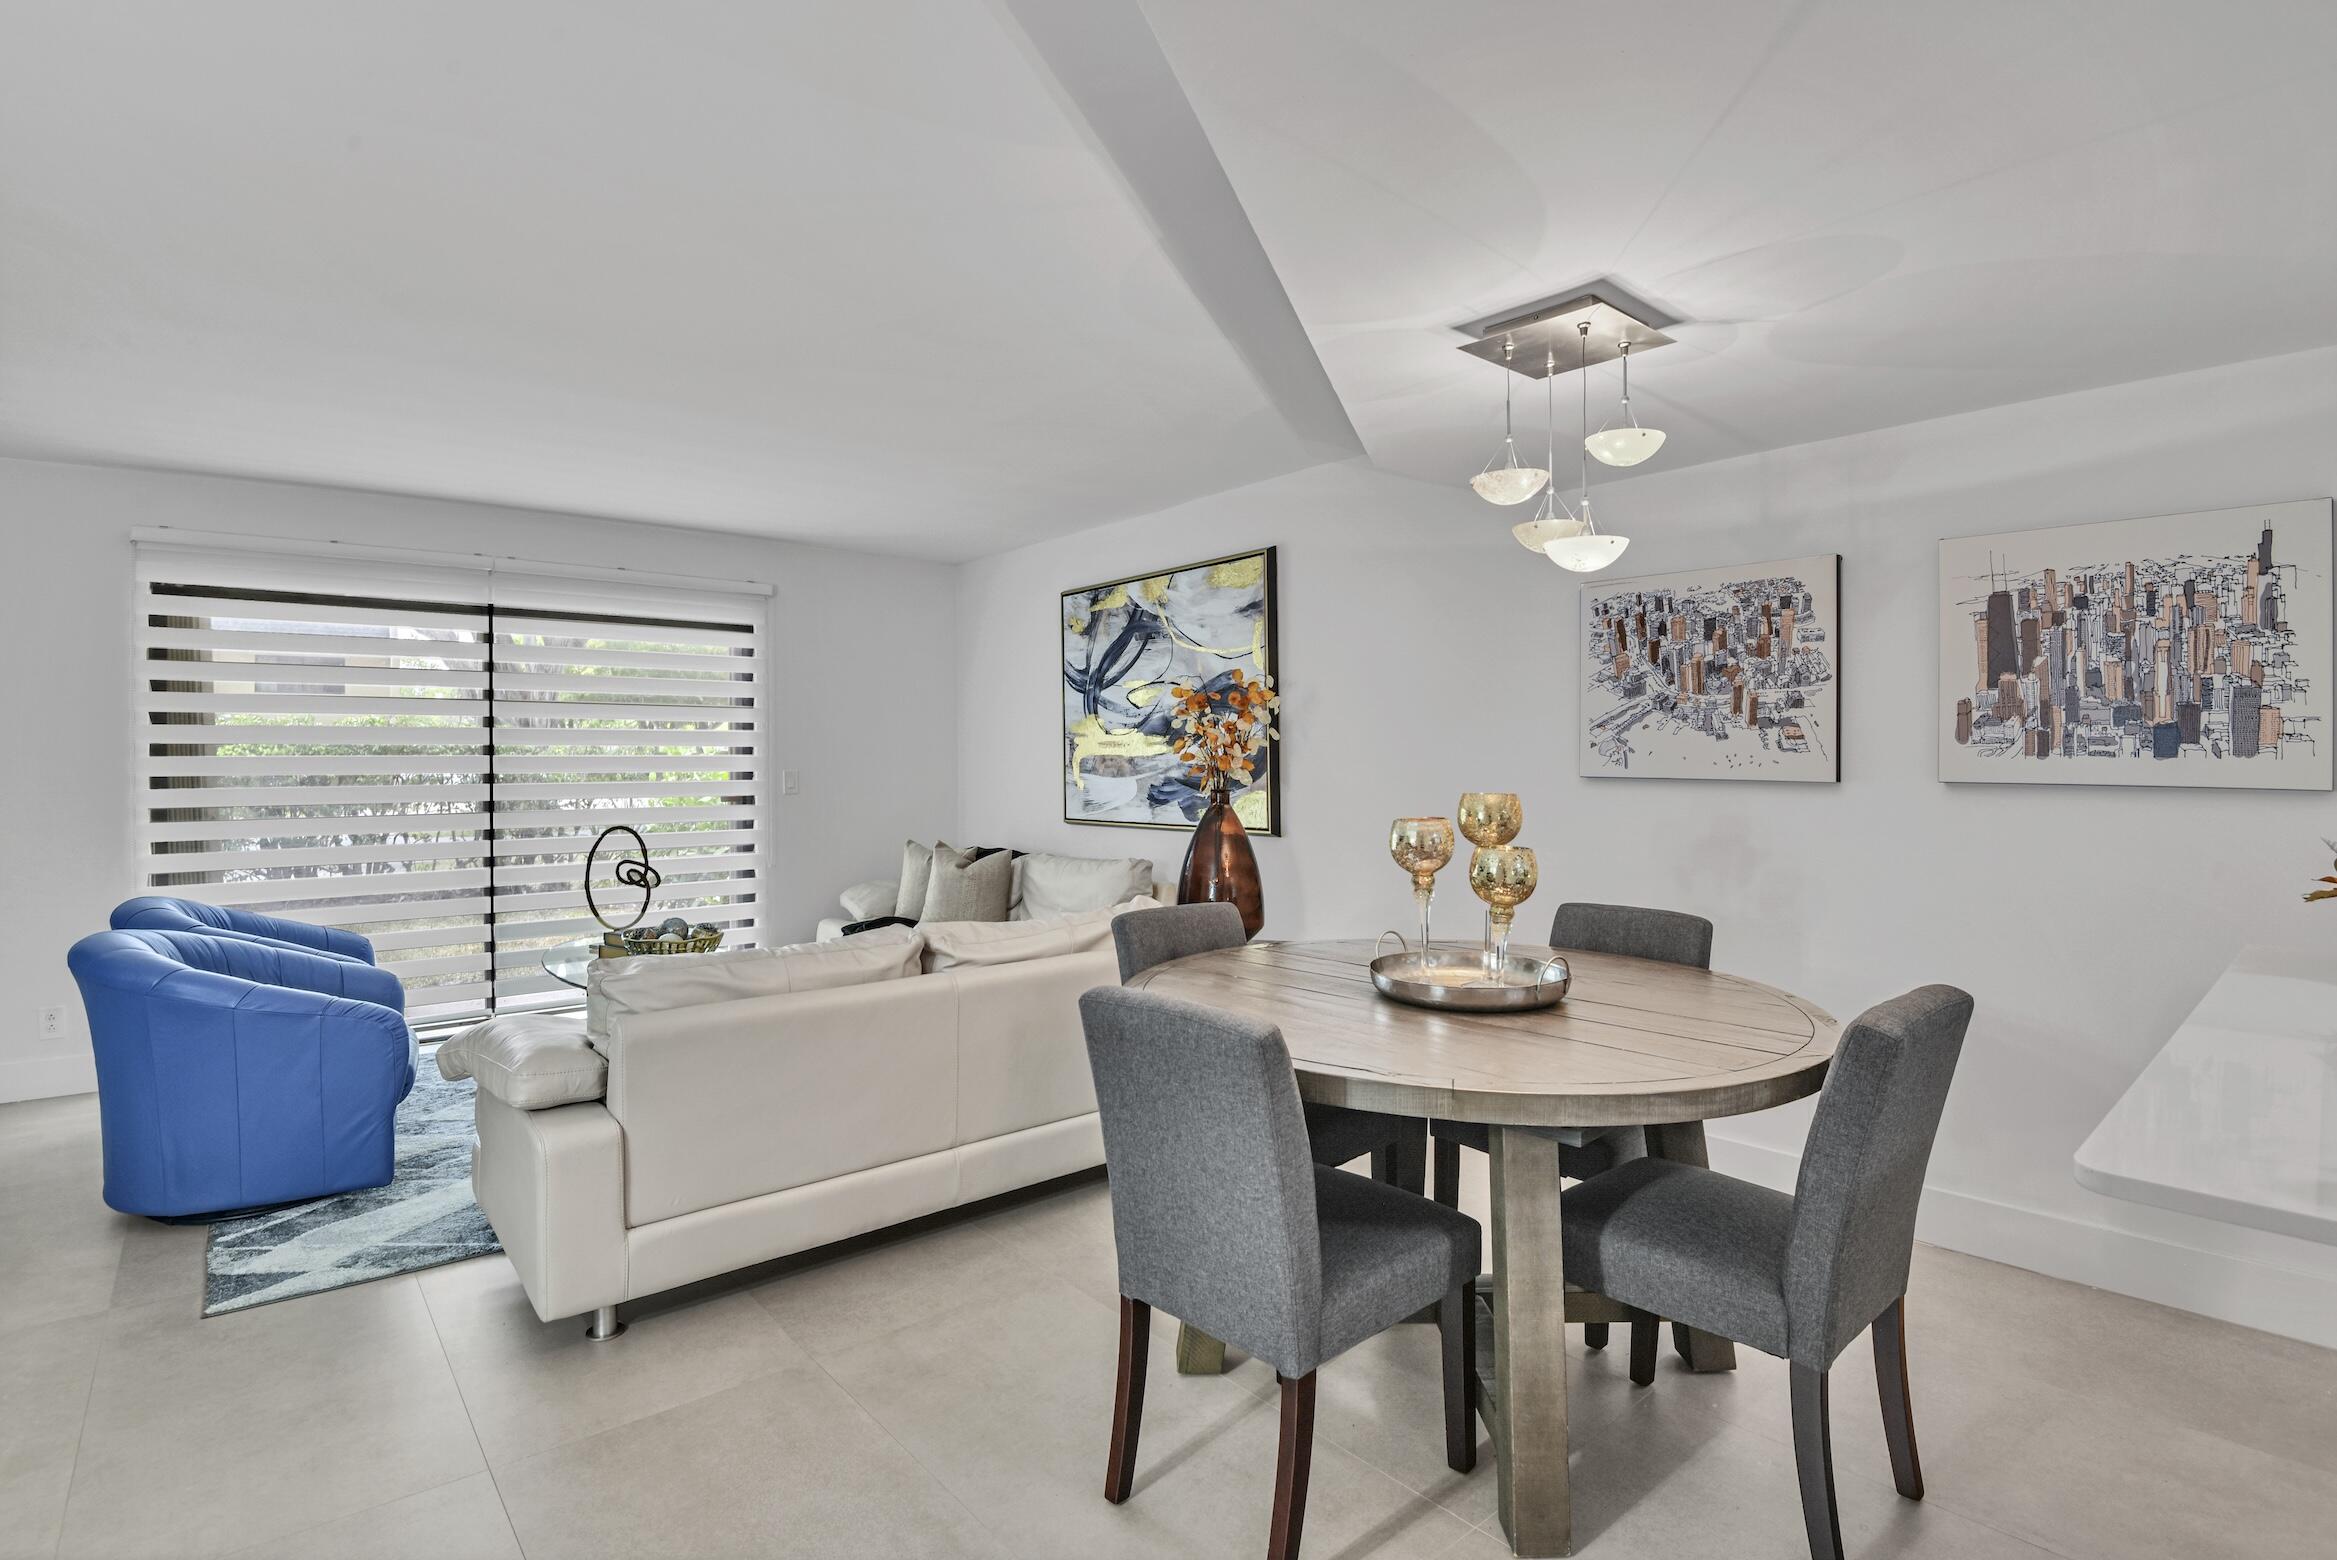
[134,548,763,1026]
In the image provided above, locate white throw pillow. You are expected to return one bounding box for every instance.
[435,1010,606,1110]
[1015,852,1157,921]
[586,926,923,1044]
[838,879,899,922]
[923,896,1158,972]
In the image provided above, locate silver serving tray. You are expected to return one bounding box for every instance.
[1369,942,1570,1012]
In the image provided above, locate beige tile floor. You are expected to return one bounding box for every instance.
[4,1088,2334,1559]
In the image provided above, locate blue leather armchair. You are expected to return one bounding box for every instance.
[111,895,383,977]
[68,927,417,1218]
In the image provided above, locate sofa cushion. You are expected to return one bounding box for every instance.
[586,927,922,1045]
[437,1010,607,1110]
[838,879,899,922]
[919,842,1014,922]
[923,896,1158,972]
[1014,852,1156,921]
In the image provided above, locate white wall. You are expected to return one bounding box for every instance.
[1,456,959,1102]
[956,344,2337,1344]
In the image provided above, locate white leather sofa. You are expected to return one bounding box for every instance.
[446,913,1137,1332]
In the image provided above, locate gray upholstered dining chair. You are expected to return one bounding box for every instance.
[1562,984,1974,1560]
[1079,986,1480,1560]
[1430,900,1714,1347]
[1115,903,1426,1186]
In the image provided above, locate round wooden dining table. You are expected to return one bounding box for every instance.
[1127,937,1840,1559]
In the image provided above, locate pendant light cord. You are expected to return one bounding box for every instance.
[1544,343,1556,512]
[1502,340,1515,450]
[1578,321,1592,526]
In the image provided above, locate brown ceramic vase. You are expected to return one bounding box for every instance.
[1177,779,1264,938]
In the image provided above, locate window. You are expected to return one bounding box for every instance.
[135,543,764,1026]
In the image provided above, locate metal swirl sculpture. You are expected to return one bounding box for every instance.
[585,825,661,933]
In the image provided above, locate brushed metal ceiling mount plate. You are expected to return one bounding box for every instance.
[1457,291,1675,378]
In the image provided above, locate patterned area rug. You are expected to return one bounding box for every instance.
[203,1064,501,1317]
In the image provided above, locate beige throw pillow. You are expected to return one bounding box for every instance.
[919,842,1014,923]
[896,840,937,920]
[586,926,923,1044]
[435,1010,607,1110]
[923,895,1158,972]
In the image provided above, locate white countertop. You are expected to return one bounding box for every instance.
[2075,944,2337,1245]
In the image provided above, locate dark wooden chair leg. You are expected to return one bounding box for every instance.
[1106,1297,1150,1503]
[1628,1313,1659,1386]
[1268,1371,1317,1560]
[1790,1364,1844,1560]
[1438,1283,1475,1473]
[1431,1133,1461,1210]
[1872,1296,1925,1500]
[1583,1322,1610,1351]
[1390,1121,1427,1197]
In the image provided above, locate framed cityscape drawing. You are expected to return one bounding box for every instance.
[1580,554,1841,782]
[1937,501,2333,789]
[1061,546,1280,832]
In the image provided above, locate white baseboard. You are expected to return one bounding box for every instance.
[1705,1132,2337,1350]
[0,1052,95,1104]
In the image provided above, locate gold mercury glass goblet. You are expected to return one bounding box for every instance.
[1469,844,1539,982]
[1457,793,1522,968]
[1456,791,1523,848]
[1388,817,1456,973]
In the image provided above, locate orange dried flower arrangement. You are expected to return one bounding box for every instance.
[1167,667,1280,799]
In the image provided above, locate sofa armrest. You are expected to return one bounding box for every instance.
[838,879,900,921]
[472,1092,629,1322]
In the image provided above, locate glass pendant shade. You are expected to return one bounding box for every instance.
[1511,514,1566,551]
[1585,339,1667,467]
[1471,345,1549,505]
[1471,448,1550,505]
[1585,425,1667,466]
[1543,533,1631,572]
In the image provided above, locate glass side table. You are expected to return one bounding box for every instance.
[541,938,601,989]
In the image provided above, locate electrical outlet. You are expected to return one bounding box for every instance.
[781,769,801,796]
[37,1006,64,1042]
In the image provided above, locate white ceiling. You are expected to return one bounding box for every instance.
[0,1,1345,559]
[1141,0,2337,489]
[5,2,2335,558]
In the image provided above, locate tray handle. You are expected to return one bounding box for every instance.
[1374,929,1410,961]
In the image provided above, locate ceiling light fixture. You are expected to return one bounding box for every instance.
[1468,336,1550,505]
[1462,287,1666,572]
[1539,321,1629,573]
[1584,340,1666,467]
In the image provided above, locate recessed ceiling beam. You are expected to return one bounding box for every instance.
[995,0,1363,459]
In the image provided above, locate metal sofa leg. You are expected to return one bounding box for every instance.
[585,1304,626,1341]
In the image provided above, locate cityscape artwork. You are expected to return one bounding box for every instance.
[1937,502,2334,789]
[1580,554,1842,782]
